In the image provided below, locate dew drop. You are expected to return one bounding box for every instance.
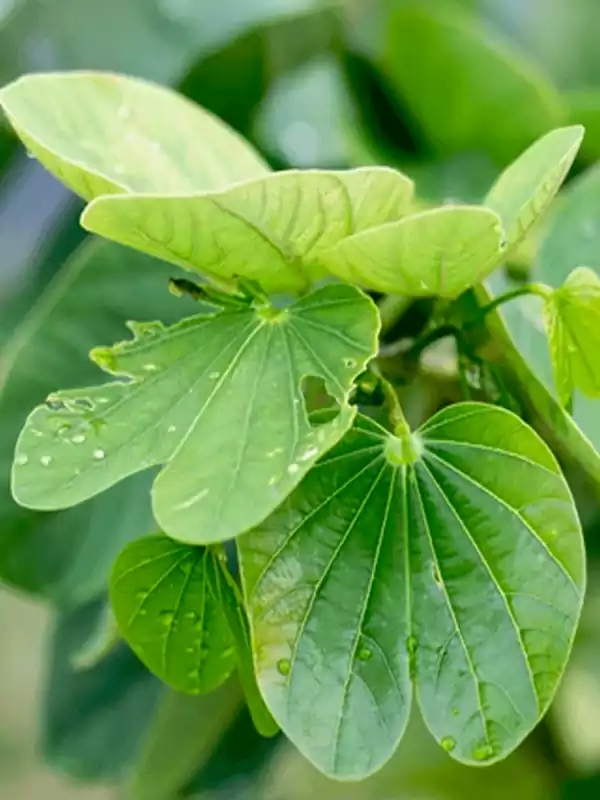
[209,371,220,380]
[343,357,357,368]
[473,743,494,761]
[184,611,199,623]
[167,425,176,433]
[441,736,456,753]
[185,647,195,654]
[221,647,235,659]
[135,590,147,600]
[97,397,110,404]
[358,646,373,662]
[71,433,86,444]
[188,668,201,682]
[268,475,278,486]
[93,449,105,460]
[143,363,159,372]
[159,611,175,626]
[299,446,318,462]
[138,609,147,616]
[40,455,52,467]
[287,463,299,475]
[451,707,459,717]
[15,454,28,466]
[277,658,291,676]
[57,424,72,435]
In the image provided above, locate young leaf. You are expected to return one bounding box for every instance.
[318,206,504,298]
[0,72,269,199]
[239,404,585,779]
[485,126,584,249]
[110,535,236,695]
[12,284,379,544]
[81,167,414,293]
[544,267,600,406]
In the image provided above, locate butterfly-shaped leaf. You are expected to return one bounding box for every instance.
[317,206,504,298]
[544,267,600,406]
[485,126,584,249]
[12,284,379,544]
[0,72,269,199]
[81,167,414,293]
[110,535,236,695]
[240,404,584,779]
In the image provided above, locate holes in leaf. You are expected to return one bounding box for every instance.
[300,375,340,427]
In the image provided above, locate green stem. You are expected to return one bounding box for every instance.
[467,282,551,329]
[377,373,421,463]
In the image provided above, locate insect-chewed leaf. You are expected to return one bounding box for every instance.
[317,206,504,298]
[81,167,414,293]
[0,72,269,199]
[12,284,379,544]
[544,266,600,406]
[239,403,584,779]
[485,126,584,249]
[110,535,235,695]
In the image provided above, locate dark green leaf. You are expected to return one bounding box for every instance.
[13,284,379,545]
[110,535,236,695]
[240,404,584,779]
[382,3,563,164]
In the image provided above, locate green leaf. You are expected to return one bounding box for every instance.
[318,206,504,298]
[70,600,121,671]
[485,126,584,249]
[0,240,197,605]
[544,267,600,405]
[240,404,585,779]
[81,167,414,293]
[12,284,379,545]
[0,72,269,200]
[110,535,236,695]
[382,3,563,164]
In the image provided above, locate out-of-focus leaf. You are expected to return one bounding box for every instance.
[81,168,413,292]
[567,89,600,165]
[544,268,600,406]
[320,205,504,297]
[13,285,378,545]
[255,55,357,168]
[70,600,120,671]
[382,2,564,164]
[0,240,196,605]
[485,126,583,249]
[0,72,269,201]
[110,535,236,695]
[44,599,164,780]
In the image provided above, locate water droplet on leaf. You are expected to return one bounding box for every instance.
[441,736,456,752]
[15,454,28,466]
[343,357,357,368]
[40,455,52,466]
[159,611,174,626]
[451,707,459,717]
[72,433,86,444]
[184,612,199,623]
[473,743,494,761]
[167,425,176,433]
[287,463,299,475]
[93,449,105,460]
[277,658,291,676]
[209,372,220,380]
[143,363,159,372]
[358,646,373,662]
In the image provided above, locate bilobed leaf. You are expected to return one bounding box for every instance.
[544,267,600,405]
[12,284,379,544]
[81,167,414,293]
[318,206,504,297]
[0,72,269,200]
[240,404,584,779]
[485,126,584,249]
[382,3,563,164]
[110,535,236,695]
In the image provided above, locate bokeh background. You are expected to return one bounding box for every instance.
[3,0,600,797]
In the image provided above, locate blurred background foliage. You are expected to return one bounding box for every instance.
[3,0,600,797]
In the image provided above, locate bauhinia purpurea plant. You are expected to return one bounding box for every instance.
[3,71,598,780]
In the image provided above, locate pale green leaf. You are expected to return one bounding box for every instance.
[545,267,600,405]
[382,3,563,164]
[318,206,504,298]
[240,404,584,779]
[81,167,414,293]
[110,535,236,695]
[70,601,121,671]
[12,284,379,544]
[485,126,584,249]
[0,72,269,200]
